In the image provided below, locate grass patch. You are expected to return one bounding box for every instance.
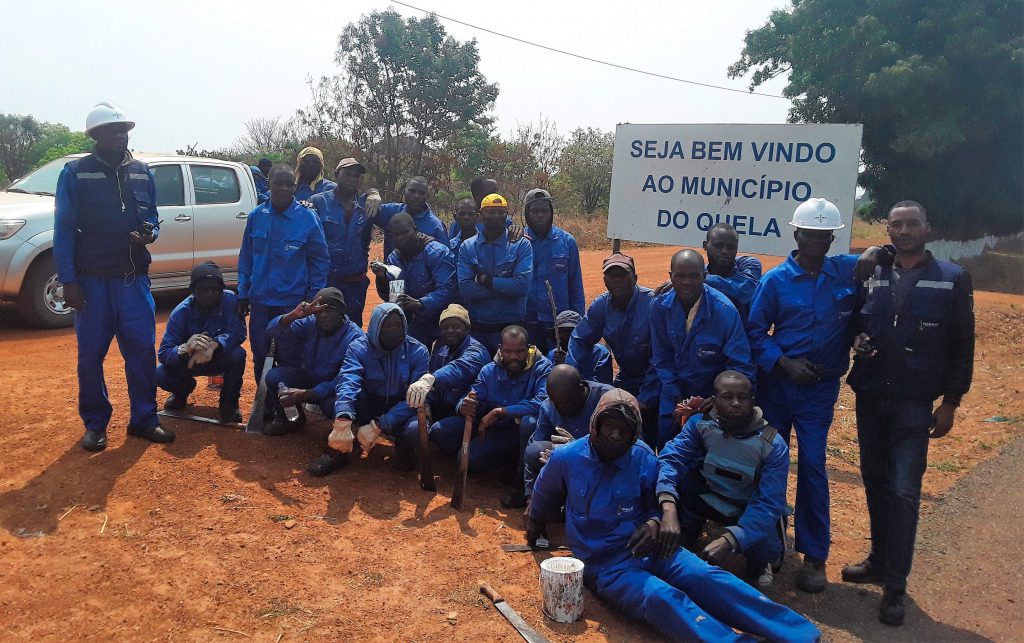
[929,459,965,473]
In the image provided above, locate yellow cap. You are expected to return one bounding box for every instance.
[480,193,508,209]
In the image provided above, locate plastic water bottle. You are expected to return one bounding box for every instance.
[277,382,300,421]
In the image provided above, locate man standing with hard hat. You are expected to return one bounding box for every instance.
[747,197,883,593]
[54,101,173,451]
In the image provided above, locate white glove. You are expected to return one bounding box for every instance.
[406,374,436,407]
[328,419,355,453]
[551,427,575,445]
[357,420,382,456]
[184,334,209,353]
[365,188,381,217]
[188,341,217,368]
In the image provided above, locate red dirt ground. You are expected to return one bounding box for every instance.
[0,244,1021,641]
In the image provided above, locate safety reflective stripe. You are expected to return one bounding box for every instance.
[76,172,107,179]
[128,173,149,180]
[916,280,954,289]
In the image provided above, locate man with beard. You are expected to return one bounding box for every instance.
[656,371,789,588]
[374,176,449,260]
[651,250,754,449]
[402,304,489,471]
[527,388,819,642]
[309,157,382,328]
[262,287,365,437]
[293,147,336,201]
[429,325,551,506]
[157,262,247,423]
[317,304,429,476]
[371,212,457,347]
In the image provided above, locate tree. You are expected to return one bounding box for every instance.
[556,128,614,214]
[30,124,92,168]
[0,114,43,181]
[729,0,1023,237]
[234,116,301,158]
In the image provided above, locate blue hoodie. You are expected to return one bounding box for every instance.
[333,303,430,431]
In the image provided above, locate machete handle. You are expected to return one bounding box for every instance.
[479,582,503,604]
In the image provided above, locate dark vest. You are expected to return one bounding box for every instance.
[67,153,155,278]
[847,255,965,400]
[696,418,778,518]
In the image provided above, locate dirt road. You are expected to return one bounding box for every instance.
[0,245,1021,641]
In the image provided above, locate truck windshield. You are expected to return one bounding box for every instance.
[5,156,77,196]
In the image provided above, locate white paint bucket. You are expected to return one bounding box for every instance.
[539,557,585,623]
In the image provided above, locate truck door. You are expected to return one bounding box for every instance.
[187,164,248,281]
[148,163,194,277]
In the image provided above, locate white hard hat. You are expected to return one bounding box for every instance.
[789,198,845,230]
[85,101,135,136]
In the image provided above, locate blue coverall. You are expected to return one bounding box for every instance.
[157,290,247,409]
[523,381,612,495]
[706,256,763,319]
[293,178,337,202]
[524,225,585,353]
[237,198,329,384]
[456,230,533,354]
[309,190,373,328]
[375,203,449,260]
[530,438,820,643]
[429,350,551,474]
[746,251,859,561]
[658,413,789,573]
[383,240,457,347]
[333,304,430,456]
[264,313,365,418]
[54,153,161,433]
[546,344,612,385]
[650,285,755,448]
[251,167,269,203]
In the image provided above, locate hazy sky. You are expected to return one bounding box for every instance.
[1,0,792,154]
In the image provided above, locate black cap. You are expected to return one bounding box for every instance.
[189,261,224,290]
[315,287,346,313]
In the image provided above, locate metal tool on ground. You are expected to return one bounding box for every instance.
[158,410,243,428]
[479,582,550,643]
[544,280,561,352]
[417,405,436,491]
[501,540,569,553]
[245,338,275,434]
[451,399,474,511]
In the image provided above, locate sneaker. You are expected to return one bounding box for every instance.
[757,563,775,588]
[879,588,906,626]
[796,556,827,593]
[842,558,885,584]
[163,393,188,411]
[207,375,223,390]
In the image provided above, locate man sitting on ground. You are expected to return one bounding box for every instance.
[547,310,612,385]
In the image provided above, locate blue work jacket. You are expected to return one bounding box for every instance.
[54,153,159,282]
[237,199,329,306]
[747,252,859,381]
[530,438,660,572]
[525,225,585,323]
[158,290,246,368]
[532,381,614,442]
[458,349,552,418]
[385,239,457,336]
[706,256,762,319]
[568,286,659,401]
[310,190,373,279]
[293,178,337,202]
[456,231,533,325]
[268,314,365,402]
[650,285,755,403]
[375,203,449,260]
[546,345,613,385]
[428,335,490,408]
[657,412,788,552]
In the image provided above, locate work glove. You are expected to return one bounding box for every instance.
[539,427,575,464]
[185,334,210,353]
[328,418,355,453]
[673,396,708,427]
[406,373,436,408]
[188,341,217,368]
[365,188,382,217]
[357,420,382,456]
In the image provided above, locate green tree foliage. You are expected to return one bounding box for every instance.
[555,128,614,214]
[0,114,43,180]
[729,0,1023,236]
[31,125,92,167]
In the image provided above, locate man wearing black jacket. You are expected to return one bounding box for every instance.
[843,200,974,626]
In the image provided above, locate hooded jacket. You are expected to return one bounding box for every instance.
[457,346,552,419]
[333,304,429,431]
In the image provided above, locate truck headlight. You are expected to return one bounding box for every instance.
[0,220,26,240]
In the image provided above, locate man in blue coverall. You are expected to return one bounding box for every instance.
[251,166,269,203]
[457,194,534,355]
[703,223,763,318]
[448,197,480,257]
[374,176,449,260]
[157,262,247,423]
[319,304,430,476]
[747,197,884,593]
[371,212,457,347]
[262,287,365,437]
[521,364,612,502]
[522,188,585,354]
[403,304,490,471]
[293,147,336,201]
[237,164,330,390]
[547,311,612,384]
[309,157,382,328]
[651,250,755,449]
[54,101,174,451]
[527,387,820,643]
[567,252,661,445]
[656,371,789,588]
[429,325,551,506]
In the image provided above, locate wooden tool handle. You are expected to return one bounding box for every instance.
[479,582,503,604]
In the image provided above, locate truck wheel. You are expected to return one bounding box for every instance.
[17,253,75,329]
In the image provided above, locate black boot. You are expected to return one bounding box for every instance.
[218,404,243,424]
[81,429,108,452]
[163,393,188,411]
[127,424,175,443]
[842,557,885,584]
[308,452,349,476]
[879,588,906,626]
[500,480,527,508]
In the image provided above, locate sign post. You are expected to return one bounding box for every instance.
[607,124,863,257]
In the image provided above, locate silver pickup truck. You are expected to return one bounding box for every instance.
[0,153,259,328]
